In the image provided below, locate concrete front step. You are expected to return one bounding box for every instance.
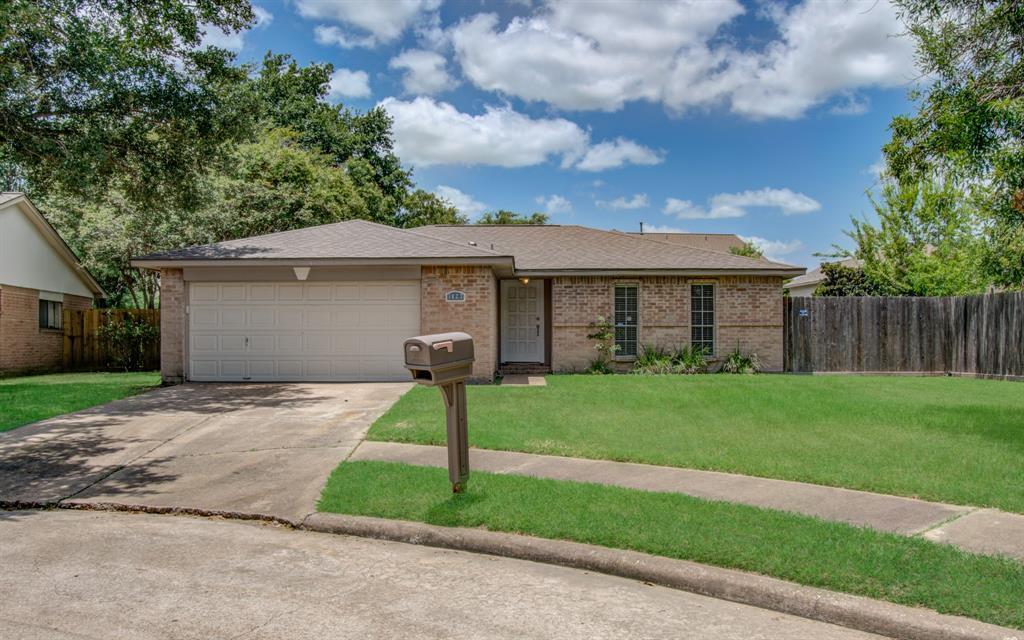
[350,441,1024,561]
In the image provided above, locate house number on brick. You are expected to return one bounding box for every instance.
[445,290,466,302]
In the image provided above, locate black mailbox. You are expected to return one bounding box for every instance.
[404,332,474,386]
[403,331,474,493]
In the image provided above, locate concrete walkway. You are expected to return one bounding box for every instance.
[351,441,1024,561]
[0,382,411,522]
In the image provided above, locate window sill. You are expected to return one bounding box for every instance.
[39,328,63,334]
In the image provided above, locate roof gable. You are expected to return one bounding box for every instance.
[0,193,103,297]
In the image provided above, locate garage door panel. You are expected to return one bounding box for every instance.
[188,280,420,381]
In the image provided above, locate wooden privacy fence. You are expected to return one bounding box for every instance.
[63,308,160,371]
[784,293,1024,378]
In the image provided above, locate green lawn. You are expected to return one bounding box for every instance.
[0,371,161,432]
[368,375,1024,512]
[320,461,1024,630]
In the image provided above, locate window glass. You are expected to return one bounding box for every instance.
[38,300,62,330]
[690,284,714,355]
[614,285,638,357]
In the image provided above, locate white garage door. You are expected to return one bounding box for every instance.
[188,281,419,382]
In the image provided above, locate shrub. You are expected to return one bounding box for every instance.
[586,315,619,372]
[720,347,762,374]
[587,358,616,375]
[98,313,159,371]
[632,345,674,375]
[672,345,709,374]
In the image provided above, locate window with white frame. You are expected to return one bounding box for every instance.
[691,284,714,355]
[614,284,638,357]
[39,299,63,330]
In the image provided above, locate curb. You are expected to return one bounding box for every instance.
[301,512,1022,640]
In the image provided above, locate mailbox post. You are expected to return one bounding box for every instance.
[403,332,474,493]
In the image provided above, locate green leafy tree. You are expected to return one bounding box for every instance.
[886,0,1024,287]
[842,178,988,296]
[396,190,467,228]
[729,242,764,258]
[0,0,255,207]
[477,210,550,225]
[814,262,886,297]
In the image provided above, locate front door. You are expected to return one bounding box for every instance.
[501,279,545,362]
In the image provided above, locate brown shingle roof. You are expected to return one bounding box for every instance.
[625,232,745,253]
[134,219,509,262]
[416,225,802,274]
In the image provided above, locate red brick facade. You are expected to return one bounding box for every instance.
[550,275,784,372]
[420,266,498,381]
[0,284,92,375]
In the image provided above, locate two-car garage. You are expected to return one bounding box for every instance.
[187,281,420,382]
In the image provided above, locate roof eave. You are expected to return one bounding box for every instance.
[131,256,516,270]
[513,268,806,278]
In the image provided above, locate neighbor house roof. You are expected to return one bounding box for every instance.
[624,232,745,253]
[133,220,805,277]
[133,219,513,267]
[415,225,803,275]
[786,257,862,289]
[0,192,104,296]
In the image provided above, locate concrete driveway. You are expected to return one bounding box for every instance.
[0,382,411,522]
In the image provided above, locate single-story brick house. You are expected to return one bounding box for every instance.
[133,221,804,383]
[0,193,103,375]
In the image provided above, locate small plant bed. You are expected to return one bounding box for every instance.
[319,461,1024,630]
[368,375,1024,512]
[0,371,161,432]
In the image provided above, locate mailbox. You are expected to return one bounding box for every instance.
[403,332,474,493]
[404,332,474,386]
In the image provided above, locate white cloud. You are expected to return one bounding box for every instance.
[435,185,487,218]
[641,224,689,234]
[327,69,371,100]
[381,97,586,168]
[201,5,272,51]
[866,156,887,180]
[379,97,659,171]
[536,194,573,214]
[574,138,664,172]
[829,93,871,116]
[449,0,915,119]
[664,188,821,219]
[739,235,805,262]
[599,193,649,210]
[389,50,458,95]
[298,0,440,46]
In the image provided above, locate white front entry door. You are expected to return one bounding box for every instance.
[501,280,544,362]
[187,281,419,382]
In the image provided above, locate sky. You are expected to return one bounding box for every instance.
[202,0,920,269]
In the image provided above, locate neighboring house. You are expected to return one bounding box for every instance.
[0,193,103,375]
[133,221,804,384]
[786,258,862,297]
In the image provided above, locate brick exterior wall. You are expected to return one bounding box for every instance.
[0,284,92,375]
[421,266,498,381]
[159,268,186,384]
[550,275,784,372]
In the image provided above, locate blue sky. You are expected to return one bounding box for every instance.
[204,0,919,268]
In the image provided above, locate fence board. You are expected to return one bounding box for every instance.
[784,293,1024,378]
[62,309,160,371]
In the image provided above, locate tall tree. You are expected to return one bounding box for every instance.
[729,242,764,259]
[886,0,1024,287]
[477,210,550,225]
[0,0,255,207]
[841,178,988,296]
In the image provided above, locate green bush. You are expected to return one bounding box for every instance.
[720,347,762,374]
[98,313,159,371]
[632,344,708,375]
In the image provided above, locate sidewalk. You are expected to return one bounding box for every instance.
[350,441,1024,561]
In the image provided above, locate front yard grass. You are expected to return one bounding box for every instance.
[319,461,1024,630]
[368,375,1024,512]
[0,371,161,432]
